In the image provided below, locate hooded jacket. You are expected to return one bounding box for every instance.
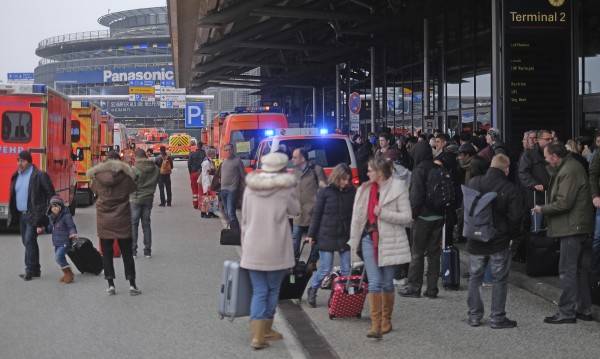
[87,160,137,239]
[409,140,442,218]
[130,157,159,204]
[307,184,356,252]
[46,200,77,247]
[240,171,300,271]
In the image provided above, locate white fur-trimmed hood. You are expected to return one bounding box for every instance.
[86,160,135,180]
[245,171,297,193]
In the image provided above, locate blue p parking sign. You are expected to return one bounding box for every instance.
[185,102,204,128]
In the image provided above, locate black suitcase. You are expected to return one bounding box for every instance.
[590,273,600,306]
[441,224,460,289]
[279,241,313,300]
[526,232,559,277]
[67,237,103,275]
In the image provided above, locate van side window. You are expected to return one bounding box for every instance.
[2,112,32,143]
[71,120,81,143]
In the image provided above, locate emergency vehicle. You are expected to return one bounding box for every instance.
[253,128,359,185]
[168,133,191,159]
[0,83,77,224]
[100,111,114,161]
[70,101,102,206]
[114,123,133,165]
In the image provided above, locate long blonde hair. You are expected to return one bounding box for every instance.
[328,163,352,188]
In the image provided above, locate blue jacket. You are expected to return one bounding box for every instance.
[46,206,77,247]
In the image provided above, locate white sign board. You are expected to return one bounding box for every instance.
[350,113,360,131]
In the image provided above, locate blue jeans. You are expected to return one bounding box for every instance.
[248,270,285,320]
[55,245,70,268]
[131,202,153,256]
[292,225,319,264]
[361,234,395,293]
[483,263,493,284]
[557,235,592,318]
[20,213,40,274]
[467,247,511,323]
[310,250,351,289]
[220,189,238,223]
[592,208,600,274]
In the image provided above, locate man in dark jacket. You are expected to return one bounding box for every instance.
[9,150,56,281]
[466,154,523,329]
[187,141,206,209]
[518,130,552,209]
[533,142,594,324]
[155,146,174,207]
[399,140,444,299]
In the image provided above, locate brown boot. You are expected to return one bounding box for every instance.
[250,320,270,349]
[62,266,74,284]
[381,292,395,334]
[59,268,66,282]
[264,318,283,340]
[366,293,383,339]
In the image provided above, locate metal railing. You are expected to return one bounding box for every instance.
[38,30,111,49]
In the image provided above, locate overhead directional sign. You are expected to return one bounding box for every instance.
[185,102,204,128]
[129,86,155,94]
[348,92,361,114]
[160,87,186,109]
[129,80,155,87]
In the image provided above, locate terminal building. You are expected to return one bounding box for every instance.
[33,6,258,132]
[168,0,600,151]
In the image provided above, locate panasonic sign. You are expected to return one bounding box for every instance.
[103,68,174,83]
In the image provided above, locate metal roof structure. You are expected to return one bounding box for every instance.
[167,0,470,95]
[98,7,167,27]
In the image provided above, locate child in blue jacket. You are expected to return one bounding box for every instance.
[37,196,78,283]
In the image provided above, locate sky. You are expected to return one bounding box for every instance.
[0,0,166,83]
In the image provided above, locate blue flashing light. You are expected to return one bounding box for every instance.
[319,129,328,135]
[265,129,275,137]
[32,84,46,93]
[81,101,91,107]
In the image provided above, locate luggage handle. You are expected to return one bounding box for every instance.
[344,262,366,294]
[533,190,547,206]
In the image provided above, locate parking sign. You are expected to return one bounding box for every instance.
[186,102,204,128]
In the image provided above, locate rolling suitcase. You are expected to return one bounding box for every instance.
[279,241,313,300]
[219,260,252,321]
[328,266,368,319]
[67,237,103,275]
[441,224,460,289]
[526,232,559,277]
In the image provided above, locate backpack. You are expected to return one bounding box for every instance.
[461,185,497,242]
[425,165,455,211]
[159,155,172,175]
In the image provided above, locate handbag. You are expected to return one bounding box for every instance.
[211,164,222,192]
[220,226,240,246]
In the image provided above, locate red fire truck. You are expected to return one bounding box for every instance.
[100,111,114,161]
[0,83,77,225]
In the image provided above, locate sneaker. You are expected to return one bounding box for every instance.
[144,254,152,258]
[129,286,142,296]
[482,282,492,288]
[107,286,116,295]
[394,278,408,287]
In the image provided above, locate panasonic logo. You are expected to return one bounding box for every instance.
[103,68,174,83]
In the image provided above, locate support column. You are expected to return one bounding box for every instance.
[336,64,340,129]
[491,0,502,131]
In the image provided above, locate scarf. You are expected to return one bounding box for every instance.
[367,182,379,263]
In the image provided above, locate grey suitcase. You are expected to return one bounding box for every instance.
[218,260,252,321]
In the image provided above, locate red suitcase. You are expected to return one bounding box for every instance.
[328,269,368,319]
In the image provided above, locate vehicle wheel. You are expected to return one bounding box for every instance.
[329,315,334,320]
[68,197,77,216]
[88,191,94,205]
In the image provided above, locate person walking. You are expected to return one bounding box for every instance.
[305,163,356,308]
[187,141,206,209]
[38,196,77,283]
[291,148,327,271]
[130,148,159,258]
[8,150,56,281]
[240,153,300,349]
[219,143,246,230]
[155,145,173,207]
[533,141,594,323]
[200,148,218,218]
[349,157,412,339]
[465,154,523,328]
[87,151,140,296]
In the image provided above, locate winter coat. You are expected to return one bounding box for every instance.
[8,165,56,228]
[589,149,600,198]
[130,158,159,204]
[187,148,206,173]
[409,140,442,218]
[292,164,327,226]
[349,177,412,266]
[307,184,356,252]
[466,168,524,255]
[46,206,77,247]
[201,157,216,194]
[240,171,300,271]
[541,155,594,238]
[87,160,137,240]
[518,144,550,207]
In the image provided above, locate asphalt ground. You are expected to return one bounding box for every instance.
[0,160,598,358]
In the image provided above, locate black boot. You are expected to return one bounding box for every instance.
[201,212,208,218]
[306,287,317,308]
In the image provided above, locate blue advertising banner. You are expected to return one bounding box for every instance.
[8,73,34,81]
[55,66,174,85]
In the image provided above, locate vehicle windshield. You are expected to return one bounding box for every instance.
[230,129,267,160]
[259,137,351,169]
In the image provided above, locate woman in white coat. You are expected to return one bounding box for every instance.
[200,148,218,218]
[349,157,412,339]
